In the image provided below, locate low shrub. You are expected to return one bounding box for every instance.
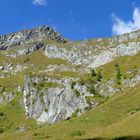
[0,128,4,133]
[74,89,80,97]
[70,130,85,137]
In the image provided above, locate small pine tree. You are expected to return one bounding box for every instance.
[74,89,80,97]
[88,85,96,95]
[115,63,122,85]
[96,71,102,82]
[79,79,85,85]
[91,69,96,77]
[71,81,76,89]
[123,74,127,80]
[24,57,30,63]
[115,63,119,68]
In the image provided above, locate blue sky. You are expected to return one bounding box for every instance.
[0,0,140,40]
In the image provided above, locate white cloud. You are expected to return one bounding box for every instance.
[112,7,140,35]
[33,0,47,6]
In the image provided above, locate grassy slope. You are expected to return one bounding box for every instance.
[97,52,140,80]
[0,95,37,135]
[0,50,71,91]
[0,43,140,139]
[0,83,140,140]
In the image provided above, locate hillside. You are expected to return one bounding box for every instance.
[0,25,140,140]
[1,83,140,140]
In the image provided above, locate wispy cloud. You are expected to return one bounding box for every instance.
[112,7,140,35]
[33,0,47,6]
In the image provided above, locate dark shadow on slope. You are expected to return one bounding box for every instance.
[113,136,140,140]
[81,136,140,140]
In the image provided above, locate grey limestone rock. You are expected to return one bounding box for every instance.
[0,25,66,50]
[23,77,90,124]
[44,41,140,68]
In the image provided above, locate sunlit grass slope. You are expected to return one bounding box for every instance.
[0,83,140,140]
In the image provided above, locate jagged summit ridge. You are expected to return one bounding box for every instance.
[0,25,66,50]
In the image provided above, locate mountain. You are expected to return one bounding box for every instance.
[0,25,140,140]
[0,25,66,50]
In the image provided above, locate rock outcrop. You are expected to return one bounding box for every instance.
[0,25,66,50]
[0,91,16,104]
[44,42,140,68]
[0,63,27,78]
[23,77,91,124]
[17,42,44,55]
[22,69,140,124]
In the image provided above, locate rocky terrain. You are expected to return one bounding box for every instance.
[45,36,140,68]
[0,25,140,139]
[0,25,66,50]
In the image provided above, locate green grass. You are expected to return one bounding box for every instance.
[12,50,67,68]
[0,49,70,91]
[0,95,38,135]
[0,53,8,65]
[44,82,61,90]
[97,52,140,80]
[52,70,82,78]
[0,73,24,92]
[0,36,140,140]
[0,83,140,140]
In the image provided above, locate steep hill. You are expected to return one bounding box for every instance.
[0,26,140,140]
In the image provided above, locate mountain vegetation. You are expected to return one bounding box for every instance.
[0,26,140,140]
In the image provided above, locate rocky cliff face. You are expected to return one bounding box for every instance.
[0,25,66,50]
[44,40,140,68]
[22,68,140,124]
[23,77,92,124]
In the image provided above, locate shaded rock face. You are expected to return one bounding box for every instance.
[0,25,66,50]
[23,77,90,124]
[17,42,44,55]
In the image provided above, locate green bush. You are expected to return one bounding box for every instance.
[71,81,76,89]
[115,63,122,85]
[91,69,96,77]
[35,82,45,91]
[24,57,30,63]
[39,82,45,88]
[0,86,6,93]
[33,82,37,87]
[123,74,127,80]
[0,128,4,133]
[96,71,103,81]
[79,79,85,85]
[0,111,4,116]
[44,108,48,112]
[70,130,85,137]
[40,92,44,97]
[88,85,96,95]
[74,89,80,97]
[45,82,59,90]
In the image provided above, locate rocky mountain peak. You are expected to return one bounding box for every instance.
[0,25,67,50]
